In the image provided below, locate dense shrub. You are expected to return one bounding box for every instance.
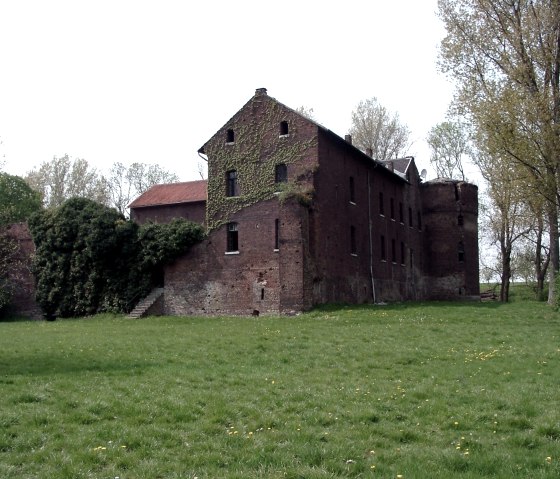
[29,198,203,318]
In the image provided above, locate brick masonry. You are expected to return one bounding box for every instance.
[138,89,480,315]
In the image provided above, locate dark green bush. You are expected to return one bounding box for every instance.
[29,198,203,317]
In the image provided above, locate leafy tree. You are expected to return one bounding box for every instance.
[349,97,411,160]
[0,232,18,314]
[427,120,470,180]
[438,0,560,304]
[0,173,42,316]
[29,198,203,318]
[0,172,42,226]
[26,154,109,208]
[107,162,179,216]
[295,106,315,121]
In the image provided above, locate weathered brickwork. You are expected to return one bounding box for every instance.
[131,202,205,225]
[421,179,479,299]
[2,223,41,318]
[140,89,480,315]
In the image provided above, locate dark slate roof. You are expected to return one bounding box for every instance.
[129,180,207,208]
[379,157,414,178]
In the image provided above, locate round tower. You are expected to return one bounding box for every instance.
[420,179,479,300]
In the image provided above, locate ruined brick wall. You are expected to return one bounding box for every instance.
[164,198,310,315]
[310,132,425,304]
[130,202,205,225]
[420,179,479,299]
[2,223,41,318]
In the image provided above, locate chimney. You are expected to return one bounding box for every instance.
[255,88,267,96]
[345,134,352,144]
[366,147,373,157]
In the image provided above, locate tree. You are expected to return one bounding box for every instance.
[0,173,42,316]
[28,198,203,318]
[107,162,179,216]
[438,0,560,304]
[295,106,316,121]
[427,120,470,180]
[26,154,109,208]
[0,173,42,225]
[349,97,411,160]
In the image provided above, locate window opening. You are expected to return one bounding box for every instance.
[391,238,396,263]
[458,214,464,226]
[349,176,355,203]
[261,288,265,300]
[401,241,405,265]
[275,164,288,184]
[226,128,235,143]
[350,225,357,255]
[408,207,413,227]
[280,121,289,136]
[458,241,465,262]
[274,219,280,250]
[226,222,239,252]
[379,192,384,215]
[399,202,404,223]
[380,235,386,261]
[390,198,395,220]
[417,211,422,230]
[226,170,239,197]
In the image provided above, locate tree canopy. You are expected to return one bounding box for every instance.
[0,172,42,226]
[26,154,109,208]
[438,0,560,303]
[427,120,470,181]
[349,97,411,161]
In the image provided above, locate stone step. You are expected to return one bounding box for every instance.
[127,288,164,319]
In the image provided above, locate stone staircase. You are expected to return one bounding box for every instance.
[127,288,164,319]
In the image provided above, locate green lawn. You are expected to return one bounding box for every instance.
[1,301,559,478]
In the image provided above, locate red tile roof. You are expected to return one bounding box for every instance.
[129,180,207,208]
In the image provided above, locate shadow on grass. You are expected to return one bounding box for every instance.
[0,352,158,378]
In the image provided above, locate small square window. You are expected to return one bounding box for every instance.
[226,128,235,143]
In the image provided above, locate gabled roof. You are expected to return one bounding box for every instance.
[197,88,415,184]
[129,180,207,209]
[379,157,414,179]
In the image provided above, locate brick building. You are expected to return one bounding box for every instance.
[131,88,479,315]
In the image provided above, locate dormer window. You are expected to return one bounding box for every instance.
[226,129,235,143]
[280,121,289,136]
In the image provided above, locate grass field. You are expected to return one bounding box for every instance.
[1,300,559,478]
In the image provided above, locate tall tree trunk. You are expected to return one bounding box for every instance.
[500,233,511,302]
[548,204,560,305]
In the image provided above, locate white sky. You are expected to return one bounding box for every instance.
[0,0,470,183]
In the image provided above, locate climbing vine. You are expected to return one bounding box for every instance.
[203,97,318,231]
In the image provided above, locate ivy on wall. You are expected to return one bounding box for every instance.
[203,98,318,231]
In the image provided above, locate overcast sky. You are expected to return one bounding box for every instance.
[0,0,469,183]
